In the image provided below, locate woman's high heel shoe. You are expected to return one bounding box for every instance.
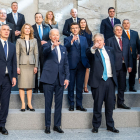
[27,105,35,111]
[20,109,25,112]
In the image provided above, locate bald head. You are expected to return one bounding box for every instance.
[0,8,7,21]
[49,29,60,42]
[70,8,78,18]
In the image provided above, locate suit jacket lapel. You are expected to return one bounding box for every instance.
[113,36,122,51]
[17,13,20,25]
[34,25,40,40]
[50,41,58,63]
[42,25,46,40]
[95,49,103,66]
[123,30,129,40]
[0,40,6,60]
[107,17,113,28]
[10,12,16,25]
[59,45,63,64]
[114,18,117,25]
[7,42,11,61]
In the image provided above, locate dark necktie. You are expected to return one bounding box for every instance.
[55,47,58,59]
[4,41,7,58]
[119,38,123,51]
[111,18,114,27]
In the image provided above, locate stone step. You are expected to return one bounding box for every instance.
[9,90,140,109]
[6,107,140,130]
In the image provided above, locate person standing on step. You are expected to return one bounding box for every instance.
[0,24,17,135]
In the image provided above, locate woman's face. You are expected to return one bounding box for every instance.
[80,19,87,28]
[24,25,30,35]
[47,12,53,20]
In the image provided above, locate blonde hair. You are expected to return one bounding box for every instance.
[44,11,57,25]
[20,23,34,39]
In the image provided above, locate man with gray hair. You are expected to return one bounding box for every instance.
[0,8,15,43]
[106,24,133,109]
[122,19,140,92]
[63,8,80,36]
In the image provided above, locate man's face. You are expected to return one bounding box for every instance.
[49,30,60,42]
[108,9,115,18]
[35,14,43,24]
[114,26,123,37]
[0,10,7,21]
[71,25,80,35]
[122,20,130,30]
[70,9,77,18]
[11,3,18,12]
[94,36,104,49]
[0,25,10,39]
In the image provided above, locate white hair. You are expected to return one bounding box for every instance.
[70,8,77,13]
[0,8,7,13]
[49,28,60,36]
[113,24,123,32]
[92,33,104,42]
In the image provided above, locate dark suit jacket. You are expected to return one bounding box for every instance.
[6,12,25,31]
[40,41,69,86]
[86,46,117,88]
[32,24,50,55]
[63,17,80,36]
[100,17,121,40]
[64,35,89,69]
[0,40,17,85]
[106,36,133,71]
[122,30,140,59]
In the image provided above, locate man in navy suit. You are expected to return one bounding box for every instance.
[32,13,50,93]
[40,29,69,134]
[106,24,133,109]
[100,7,121,41]
[6,2,25,41]
[86,33,119,133]
[122,19,140,92]
[63,8,80,36]
[64,23,89,111]
[0,24,17,135]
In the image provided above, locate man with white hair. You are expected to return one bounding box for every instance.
[63,8,80,36]
[40,29,69,134]
[86,33,119,133]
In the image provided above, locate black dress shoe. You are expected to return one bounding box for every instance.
[40,90,44,93]
[69,106,74,111]
[45,126,50,134]
[76,106,87,111]
[20,109,25,112]
[27,105,35,111]
[33,89,38,93]
[107,127,119,133]
[92,127,98,133]
[117,103,131,109]
[129,88,137,92]
[53,126,64,133]
[0,127,8,135]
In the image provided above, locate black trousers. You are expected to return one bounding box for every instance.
[0,74,12,127]
[91,78,115,128]
[43,76,64,127]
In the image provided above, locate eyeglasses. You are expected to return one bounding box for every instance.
[0,12,6,15]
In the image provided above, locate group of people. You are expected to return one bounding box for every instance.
[0,1,139,136]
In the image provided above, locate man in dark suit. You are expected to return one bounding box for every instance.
[86,33,119,133]
[6,2,25,41]
[64,23,89,111]
[32,13,50,93]
[63,8,80,36]
[106,24,133,109]
[0,8,15,43]
[100,7,121,41]
[0,24,17,135]
[40,29,69,134]
[122,19,140,92]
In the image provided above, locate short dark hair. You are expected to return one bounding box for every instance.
[11,2,18,6]
[35,12,43,19]
[70,23,79,28]
[108,7,115,12]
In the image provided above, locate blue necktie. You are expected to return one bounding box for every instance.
[4,41,7,59]
[38,25,42,40]
[14,13,17,24]
[100,49,108,81]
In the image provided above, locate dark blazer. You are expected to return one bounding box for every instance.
[122,30,140,58]
[6,12,25,31]
[6,21,15,43]
[63,17,80,36]
[64,35,89,69]
[86,46,117,88]
[106,36,133,71]
[100,17,121,40]
[0,40,17,85]
[40,41,69,86]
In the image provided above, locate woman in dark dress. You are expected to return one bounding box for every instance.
[79,18,93,93]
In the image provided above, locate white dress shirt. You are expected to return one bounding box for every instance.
[12,12,18,21]
[51,41,61,63]
[0,38,8,73]
[25,40,30,54]
[109,17,114,24]
[0,20,6,25]
[90,46,112,78]
[72,17,77,23]
[36,24,43,36]
[124,29,130,37]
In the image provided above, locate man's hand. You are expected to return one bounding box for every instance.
[34,67,37,74]
[64,80,69,89]
[12,78,16,87]
[17,68,20,74]
[137,54,139,60]
[92,43,100,49]
[52,41,61,49]
[127,67,132,73]
[71,35,78,44]
[41,40,47,45]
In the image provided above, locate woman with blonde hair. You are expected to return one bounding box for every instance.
[16,23,38,112]
[43,11,58,29]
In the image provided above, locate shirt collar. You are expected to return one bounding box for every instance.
[0,21,6,24]
[109,17,114,20]
[124,29,130,32]
[0,38,8,44]
[115,35,122,40]
[12,12,18,15]
[72,17,77,20]
[36,23,42,28]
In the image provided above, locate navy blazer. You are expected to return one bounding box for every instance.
[106,36,133,71]
[86,46,117,88]
[6,12,25,31]
[0,40,17,85]
[40,41,69,86]
[100,17,121,40]
[64,35,89,69]
[63,17,80,36]
[122,30,140,59]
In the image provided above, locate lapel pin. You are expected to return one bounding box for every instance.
[108,50,110,51]
[63,52,65,54]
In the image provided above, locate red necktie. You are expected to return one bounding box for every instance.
[119,38,123,51]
